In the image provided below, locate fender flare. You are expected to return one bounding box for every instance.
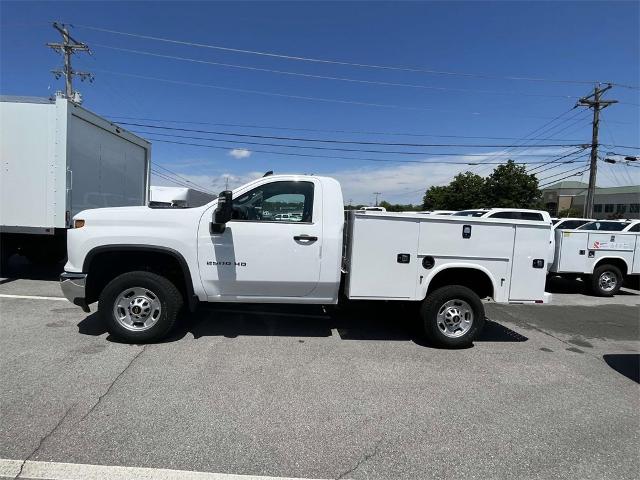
[419,262,500,301]
[83,244,198,311]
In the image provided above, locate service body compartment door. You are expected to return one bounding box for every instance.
[633,236,640,275]
[346,216,419,299]
[509,225,550,301]
[587,232,636,273]
[556,230,589,272]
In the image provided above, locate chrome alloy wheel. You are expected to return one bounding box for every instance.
[113,287,162,332]
[437,299,474,338]
[598,270,618,293]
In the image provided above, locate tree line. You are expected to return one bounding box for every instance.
[373,160,544,212]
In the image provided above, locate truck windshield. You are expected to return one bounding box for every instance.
[452,210,486,217]
[577,221,629,231]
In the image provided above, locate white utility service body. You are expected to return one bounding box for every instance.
[0,95,150,263]
[549,225,640,295]
[61,174,551,346]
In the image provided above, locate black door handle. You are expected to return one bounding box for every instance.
[294,235,318,241]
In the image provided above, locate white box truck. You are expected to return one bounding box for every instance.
[0,95,151,266]
[60,174,552,348]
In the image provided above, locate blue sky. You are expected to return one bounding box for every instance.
[2,1,638,204]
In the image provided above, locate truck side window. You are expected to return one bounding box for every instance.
[231,181,314,223]
[489,212,518,219]
[627,224,640,232]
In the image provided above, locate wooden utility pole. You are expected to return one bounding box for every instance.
[47,22,93,101]
[578,84,617,217]
[373,192,382,206]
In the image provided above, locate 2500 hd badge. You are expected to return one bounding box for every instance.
[206,261,247,266]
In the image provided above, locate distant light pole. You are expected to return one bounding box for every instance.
[373,192,382,206]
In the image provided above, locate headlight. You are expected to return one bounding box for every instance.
[74,219,85,228]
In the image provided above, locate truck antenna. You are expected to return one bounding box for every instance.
[263,171,274,177]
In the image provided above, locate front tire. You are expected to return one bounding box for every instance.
[419,286,485,348]
[99,271,183,343]
[590,264,623,297]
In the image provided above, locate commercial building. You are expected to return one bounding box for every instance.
[542,181,640,219]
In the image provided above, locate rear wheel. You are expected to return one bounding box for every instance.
[99,271,183,343]
[419,285,485,348]
[590,264,623,297]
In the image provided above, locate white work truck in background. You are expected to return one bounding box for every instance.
[149,186,215,208]
[550,220,640,296]
[0,95,151,267]
[60,174,552,347]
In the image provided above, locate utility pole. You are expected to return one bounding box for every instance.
[373,192,382,206]
[577,83,617,217]
[47,22,93,102]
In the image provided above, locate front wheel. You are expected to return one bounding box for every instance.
[419,286,485,348]
[99,271,183,343]
[590,264,623,297]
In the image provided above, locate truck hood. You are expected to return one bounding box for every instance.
[75,205,207,226]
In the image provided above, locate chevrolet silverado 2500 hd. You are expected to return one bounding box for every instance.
[60,174,552,347]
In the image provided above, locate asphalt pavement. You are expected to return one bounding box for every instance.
[0,260,639,480]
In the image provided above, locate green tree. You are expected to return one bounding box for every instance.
[379,201,420,212]
[484,160,542,208]
[422,172,487,210]
[557,208,581,218]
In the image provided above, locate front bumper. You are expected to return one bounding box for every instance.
[60,272,90,312]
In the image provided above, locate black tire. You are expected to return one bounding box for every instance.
[590,264,623,297]
[419,285,485,348]
[99,271,183,343]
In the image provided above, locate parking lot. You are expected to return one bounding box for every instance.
[1,259,639,480]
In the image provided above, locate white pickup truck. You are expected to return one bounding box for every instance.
[60,174,552,347]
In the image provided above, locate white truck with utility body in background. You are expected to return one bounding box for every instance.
[0,95,151,268]
[60,174,552,347]
[549,220,640,296]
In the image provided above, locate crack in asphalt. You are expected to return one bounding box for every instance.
[335,438,383,480]
[13,405,74,479]
[80,345,147,421]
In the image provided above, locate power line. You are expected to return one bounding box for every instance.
[119,122,583,148]
[104,115,587,142]
[133,130,585,157]
[527,147,589,173]
[152,163,215,193]
[91,68,489,115]
[92,43,579,100]
[539,169,589,188]
[145,136,584,165]
[529,151,590,175]
[538,164,591,183]
[472,107,587,175]
[76,24,628,87]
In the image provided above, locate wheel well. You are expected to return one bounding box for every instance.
[426,267,494,299]
[594,258,628,276]
[84,248,192,305]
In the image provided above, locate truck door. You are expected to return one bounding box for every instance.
[198,180,322,298]
[509,225,549,301]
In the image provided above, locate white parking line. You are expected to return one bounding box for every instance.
[0,458,333,480]
[0,294,67,301]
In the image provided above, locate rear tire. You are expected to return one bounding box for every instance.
[99,271,183,343]
[419,285,485,348]
[590,264,623,297]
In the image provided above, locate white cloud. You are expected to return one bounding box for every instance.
[228,148,252,159]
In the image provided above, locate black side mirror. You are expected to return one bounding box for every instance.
[211,190,233,233]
